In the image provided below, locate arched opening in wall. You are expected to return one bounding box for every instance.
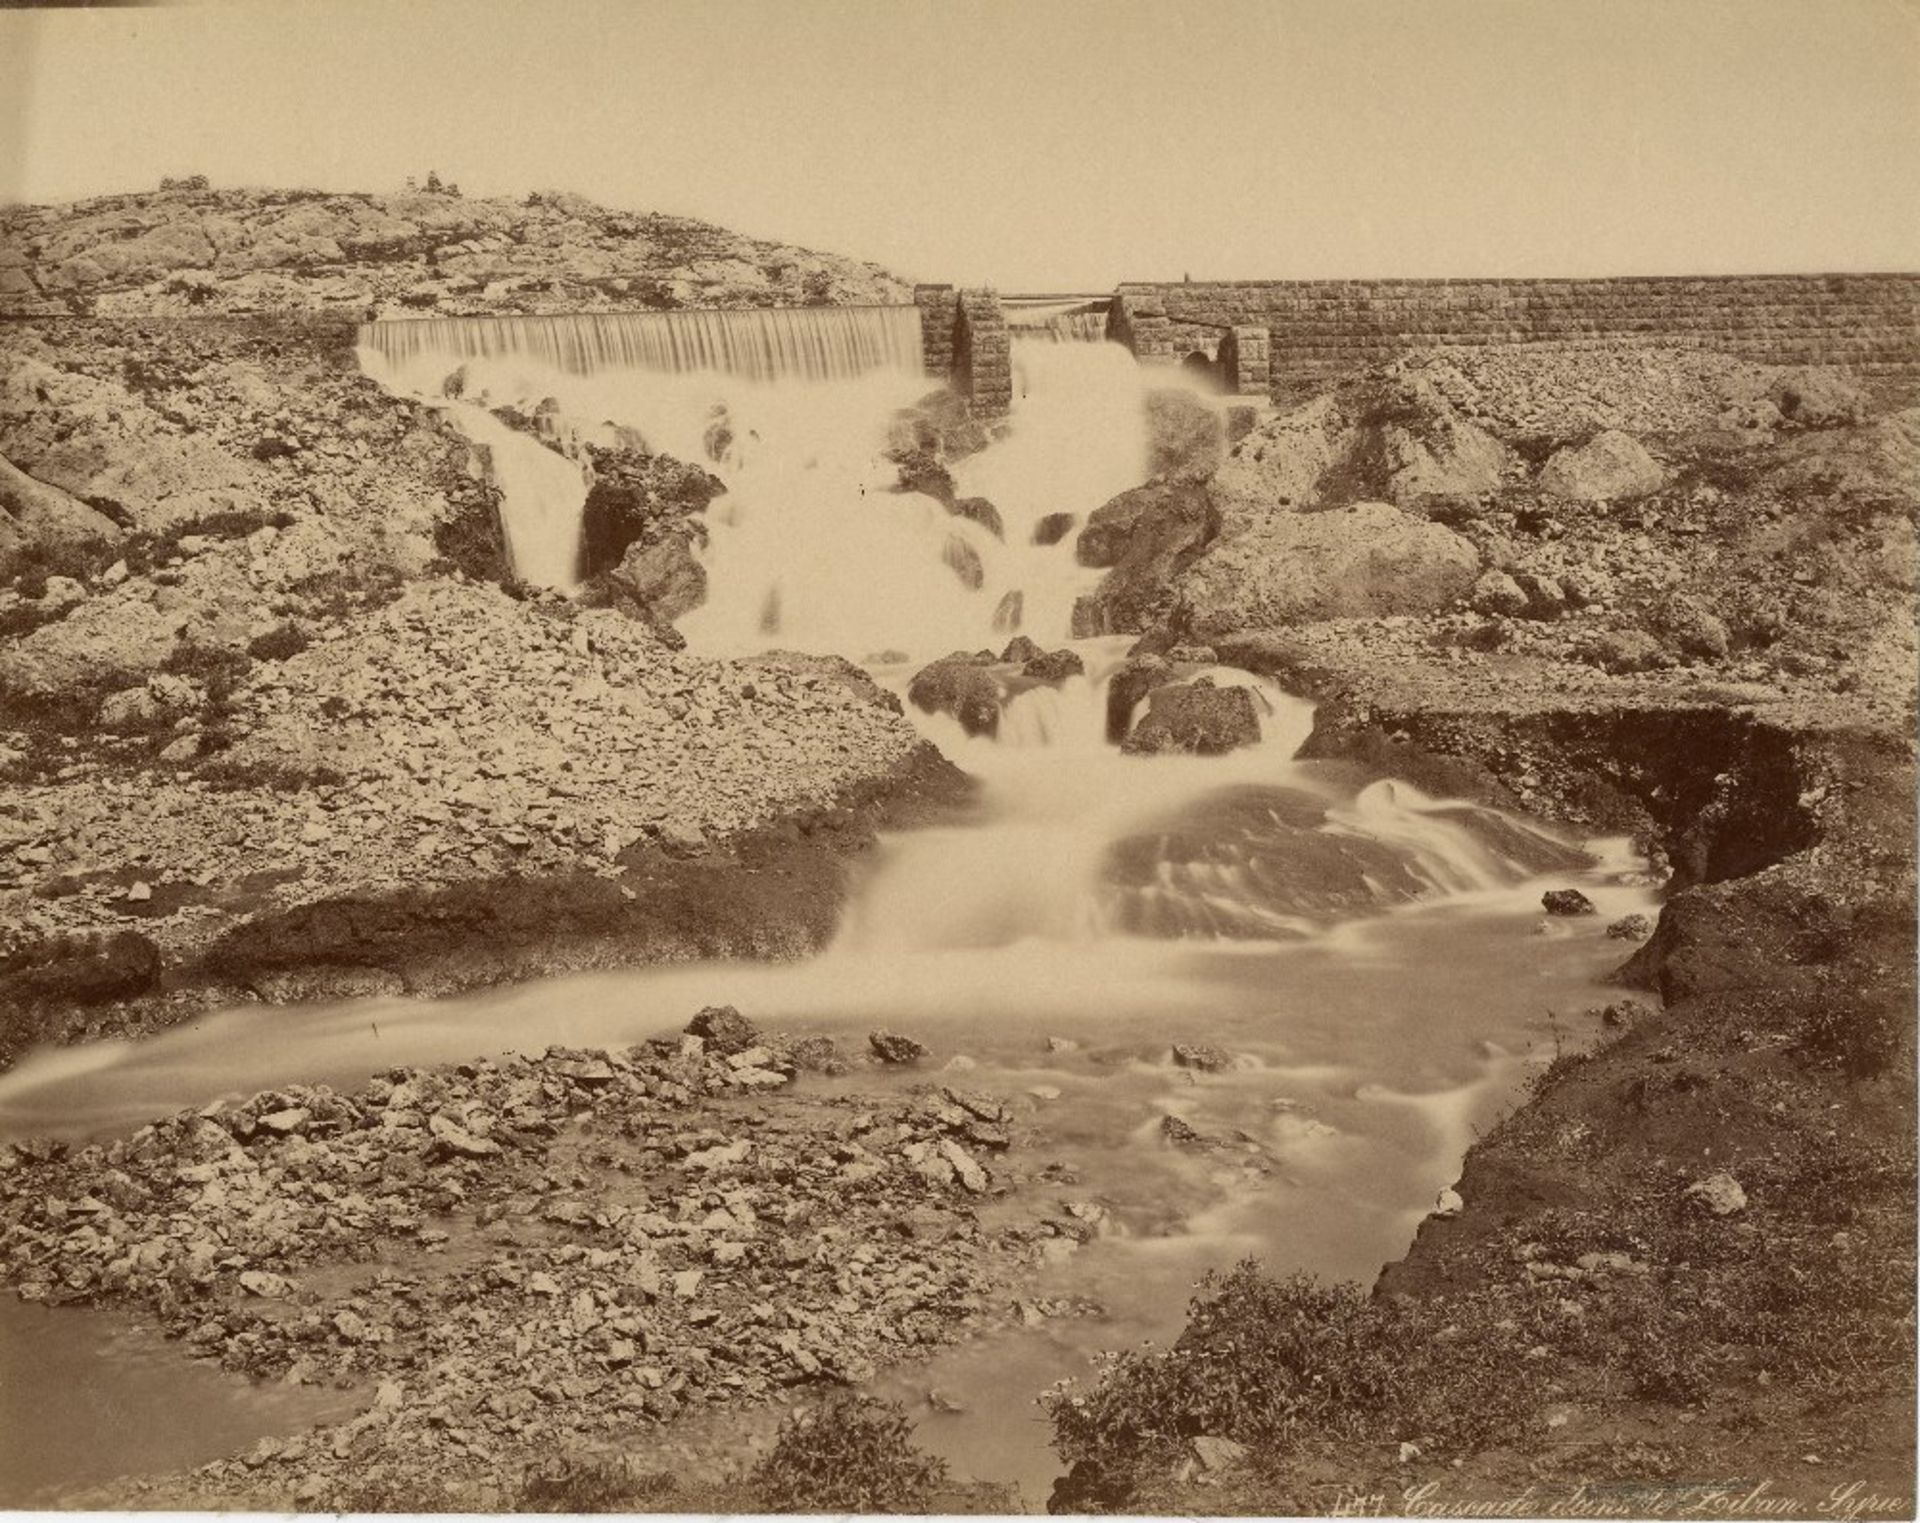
[1182,351,1221,390]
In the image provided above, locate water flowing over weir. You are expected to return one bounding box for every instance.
[361,305,925,384]
[0,323,1663,1506]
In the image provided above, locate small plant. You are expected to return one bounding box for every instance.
[160,641,253,704]
[748,1393,948,1513]
[516,1456,638,1513]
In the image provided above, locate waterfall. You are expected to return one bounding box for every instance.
[361,306,924,384]
[357,319,1197,650]
[357,306,929,598]
[1005,300,1112,343]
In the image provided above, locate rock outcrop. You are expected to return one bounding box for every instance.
[577,444,725,581]
[1169,502,1480,638]
[0,452,124,580]
[1071,483,1216,635]
[1,184,911,318]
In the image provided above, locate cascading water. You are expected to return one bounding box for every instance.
[0,320,1663,1507]
[1004,300,1112,344]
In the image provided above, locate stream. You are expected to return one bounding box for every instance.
[0,326,1658,1507]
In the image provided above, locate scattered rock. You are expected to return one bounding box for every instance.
[1171,1043,1233,1073]
[1606,913,1654,941]
[1191,1435,1249,1474]
[1471,569,1530,618]
[868,1029,927,1065]
[1538,429,1668,501]
[685,1005,760,1056]
[1685,1171,1749,1217]
[951,497,1003,540]
[1542,889,1597,917]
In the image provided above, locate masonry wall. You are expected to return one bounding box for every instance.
[1111,274,1920,396]
[914,283,1011,416]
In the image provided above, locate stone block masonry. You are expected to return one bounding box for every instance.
[914,285,957,381]
[915,284,1012,417]
[1111,274,1920,398]
[955,290,1012,416]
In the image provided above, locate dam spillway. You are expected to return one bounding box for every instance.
[359,305,927,384]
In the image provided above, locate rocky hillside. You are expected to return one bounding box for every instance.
[0,183,912,319]
[0,315,947,1061]
[1075,345,1917,732]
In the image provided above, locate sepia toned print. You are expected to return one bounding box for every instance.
[0,0,1914,1515]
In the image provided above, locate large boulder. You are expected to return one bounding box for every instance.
[602,530,706,631]
[1361,376,1512,505]
[1767,368,1866,430]
[1208,394,1347,514]
[1120,678,1260,756]
[1208,377,1510,517]
[1022,648,1084,683]
[1071,482,1216,636]
[906,653,1003,738]
[1169,501,1480,639]
[577,443,724,580]
[1537,429,1667,501]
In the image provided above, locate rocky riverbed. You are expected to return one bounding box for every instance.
[0,1007,1108,1510]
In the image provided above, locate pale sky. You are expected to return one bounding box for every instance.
[2,0,1916,289]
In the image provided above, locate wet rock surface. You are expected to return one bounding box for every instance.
[904,652,1003,739]
[0,1025,1097,1509]
[1120,678,1262,756]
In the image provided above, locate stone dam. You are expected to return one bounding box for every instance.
[915,272,1920,412]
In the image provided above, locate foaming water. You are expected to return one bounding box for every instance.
[360,326,1217,656]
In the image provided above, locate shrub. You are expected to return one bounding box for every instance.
[246,623,310,663]
[1051,1265,1395,1478]
[516,1456,638,1513]
[748,1393,948,1513]
[122,507,294,576]
[160,642,253,704]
